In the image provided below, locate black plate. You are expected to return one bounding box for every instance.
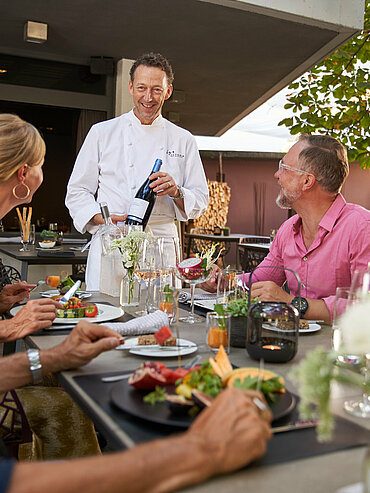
[110,380,295,429]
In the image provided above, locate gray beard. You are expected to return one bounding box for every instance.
[276,188,300,209]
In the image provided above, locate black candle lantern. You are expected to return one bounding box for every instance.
[246,266,300,363]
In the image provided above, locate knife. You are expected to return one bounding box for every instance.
[119,344,196,351]
[272,419,318,434]
[59,280,82,304]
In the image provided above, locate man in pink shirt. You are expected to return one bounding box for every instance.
[203,134,370,324]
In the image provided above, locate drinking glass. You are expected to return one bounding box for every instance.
[158,289,175,323]
[175,263,213,324]
[19,220,31,251]
[217,268,244,305]
[332,288,357,357]
[343,267,370,418]
[206,311,231,354]
[135,237,162,315]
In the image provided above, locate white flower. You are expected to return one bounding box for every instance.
[339,298,370,355]
[111,231,149,270]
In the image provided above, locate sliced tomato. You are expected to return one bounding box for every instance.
[85,304,98,317]
[170,368,190,383]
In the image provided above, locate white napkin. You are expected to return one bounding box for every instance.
[104,310,169,336]
[178,291,218,303]
[0,236,21,243]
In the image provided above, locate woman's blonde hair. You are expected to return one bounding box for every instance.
[0,113,46,183]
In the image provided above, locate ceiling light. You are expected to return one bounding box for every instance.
[24,21,48,44]
[0,68,7,73]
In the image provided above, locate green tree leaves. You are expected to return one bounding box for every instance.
[279,1,370,168]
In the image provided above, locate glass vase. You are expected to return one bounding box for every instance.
[120,271,140,307]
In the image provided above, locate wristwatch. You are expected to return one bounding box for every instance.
[169,185,184,200]
[27,348,43,384]
[291,296,309,317]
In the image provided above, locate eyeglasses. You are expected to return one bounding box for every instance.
[278,160,310,175]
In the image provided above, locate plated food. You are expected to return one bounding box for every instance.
[56,296,98,318]
[128,346,285,416]
[111,346,294,427]
[39,240,56,249]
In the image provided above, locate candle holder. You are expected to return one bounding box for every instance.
[246,266,300,363]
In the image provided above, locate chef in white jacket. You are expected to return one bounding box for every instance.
[66,53,209,290]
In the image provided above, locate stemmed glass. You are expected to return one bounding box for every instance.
[175,261,213,324]
[135,237,162,315]
[343,267,370,418]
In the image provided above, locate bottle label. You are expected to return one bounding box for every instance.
[127,198,149,221]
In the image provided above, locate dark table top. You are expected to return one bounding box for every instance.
[0,243,88,263]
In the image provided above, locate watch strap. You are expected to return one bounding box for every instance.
[169,185,184,200]
[27,348,43,384]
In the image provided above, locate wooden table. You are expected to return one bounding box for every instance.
[0,243,88,281]
[24,292,370,492]
[184,233,270,269]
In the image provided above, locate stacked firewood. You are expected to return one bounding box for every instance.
[192,180,231,230]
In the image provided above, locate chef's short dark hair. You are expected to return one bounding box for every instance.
[130,53,174,86]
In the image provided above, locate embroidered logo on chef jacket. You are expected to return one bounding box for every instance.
[166,150,184,159]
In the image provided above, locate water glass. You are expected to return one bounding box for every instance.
[332,287,361,364]
[29,224,36,245]
[206,311,231,354]
[217,268,244,304]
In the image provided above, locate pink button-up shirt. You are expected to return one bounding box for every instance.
[241,194,370,322]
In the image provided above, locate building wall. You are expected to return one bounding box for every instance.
[202,157,370,236]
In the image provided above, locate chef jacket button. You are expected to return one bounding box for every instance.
[128,142,132,146]
[129,164,134,168]
[303,256,307,261]
[160,146,164,150]
[131,186,135,190]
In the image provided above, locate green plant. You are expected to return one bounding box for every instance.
[224,297,257,318]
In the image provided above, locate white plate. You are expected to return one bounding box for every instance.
[116,337,197,357]
[299,322,321,334]
[40,289,92,299]
[262,322,321,334]
[10,303,123,325]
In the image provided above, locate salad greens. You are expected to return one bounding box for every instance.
[182,361,223,398]
[143,386,167,405]
[224,296,258,318]
[232,375,284,402]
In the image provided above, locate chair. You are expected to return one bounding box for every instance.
[238,238,270,272]
[0,265,21,291]
[0,390,33,458]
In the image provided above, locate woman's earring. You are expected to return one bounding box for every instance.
[13,183,31,200]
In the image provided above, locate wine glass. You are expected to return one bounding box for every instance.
[175,260,213,324]
[135,237,162,315]
[343,267,370,418]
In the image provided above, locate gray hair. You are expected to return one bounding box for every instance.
[298,134,349,194]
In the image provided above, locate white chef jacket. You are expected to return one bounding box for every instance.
[65,110,209,290]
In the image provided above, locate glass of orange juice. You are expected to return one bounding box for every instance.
[158,289,175,323]
[206,311,231,354]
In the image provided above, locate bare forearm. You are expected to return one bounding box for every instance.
[304,299,330,324]
[9,433,214,493]
[0,347,65,392]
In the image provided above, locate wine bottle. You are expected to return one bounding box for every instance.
[126,158,162,229]
[99,202,122,255]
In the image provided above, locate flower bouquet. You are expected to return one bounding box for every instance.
[112,231,149,306]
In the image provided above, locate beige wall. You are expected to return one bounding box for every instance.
[202,158,370,236]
